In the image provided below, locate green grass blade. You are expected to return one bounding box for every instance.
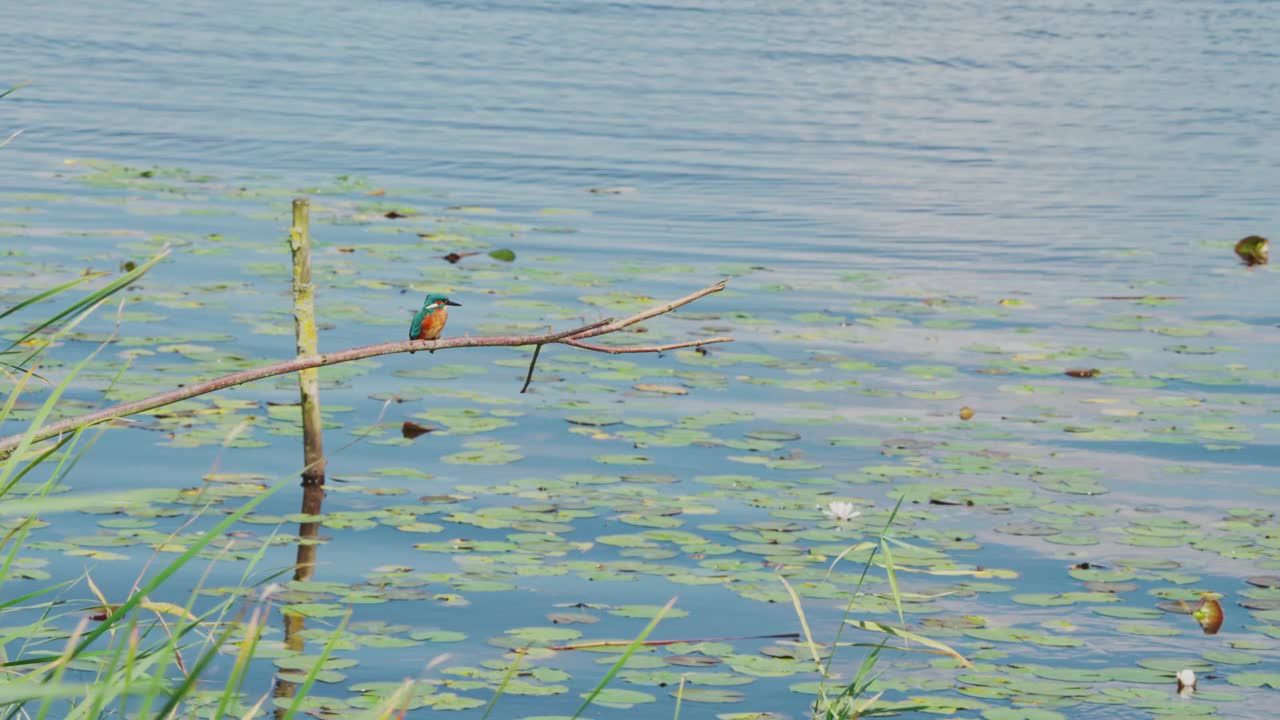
[844,640,885,699]
[0,365,36,420]
[78,607,137,720]
[0,272,110,322]
[4,247,168,359]
[0,434,74,497]
[820,540,880,679]
[212,605,268,720]
[0,297,119,483]
[279,609,351,720]
[0,684,104,705]
[480,648,527,720]
[878,497,906,624]
[0,518,37,596]
[35,619,88,720]
[843,620,971,668]
[0,129,21,151]
[878,538,905,625]
[64,478,291,660]
[879,496,903,534]
[777,573,824,672]
[0,82,28,100]
[0,489,179,518]
[571,596,676,720]
[0,574,75,612]
[150,615,242,720]
[672,674,687,720]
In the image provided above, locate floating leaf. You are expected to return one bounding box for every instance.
[593,455,652,465]
[981,710,1066,720]
[1202,650,1262,665]
[441,251,481,264]
[633,384,688,395]
[1233,235,1269,266]
[582,688,657,708]
[441,443,523,465]
[401,421,436,439]
[1192,596,1224,634]
[673,688,745,703]
[745,430,800,442]
[1064,369,1099,378]
[1226,671,1280,689]
[996,523,1060,537]
[566,414,622,427]
[610,605,689,619]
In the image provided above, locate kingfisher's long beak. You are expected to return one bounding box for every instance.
[445,300,461,307]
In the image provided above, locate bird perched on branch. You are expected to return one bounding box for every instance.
[409,293,460,353]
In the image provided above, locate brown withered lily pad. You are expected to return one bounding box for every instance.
[441,251,480,264]
[1192,596,1224,634]
[1064,369,1100,378]
[1234,235,1269,266]
[401,421,437,439]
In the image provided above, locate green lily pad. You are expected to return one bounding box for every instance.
[1202,650,1262,665]
[745,430,801,442]
[1226,671,1280,688]
[581,688,656,708]
[673,687,745,703]
[981,709,1066,720]
[609,605,689,619]
[593,455,652,465]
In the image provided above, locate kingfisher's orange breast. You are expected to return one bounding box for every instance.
[418,307,449,340]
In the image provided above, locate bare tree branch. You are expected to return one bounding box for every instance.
[0,282,730,456]
[560,336,733,354]
[516,279,729,393]
[567,279,728,341]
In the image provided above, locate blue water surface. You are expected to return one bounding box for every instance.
[2,1,1279,718]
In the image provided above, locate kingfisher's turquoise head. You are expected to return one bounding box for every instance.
[419,293,457,312]
[410,293,461,341]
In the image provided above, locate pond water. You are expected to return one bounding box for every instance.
[2,1,1279,718]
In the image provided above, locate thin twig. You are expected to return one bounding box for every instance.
[516,279,729,391]
[566,279,728,341]
[519,344,543,394]
[0,284,730,455]
[530,318,613,343]
[517,318,618,394]
[561,336,733,355]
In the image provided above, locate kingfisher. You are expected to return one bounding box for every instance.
[409,293,460,353]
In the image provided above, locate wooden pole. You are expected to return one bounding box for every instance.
[278,202,328,718]
[289,199,326,486]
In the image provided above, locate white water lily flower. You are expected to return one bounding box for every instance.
[823,501,860,523]
[1176,668,1196,698]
